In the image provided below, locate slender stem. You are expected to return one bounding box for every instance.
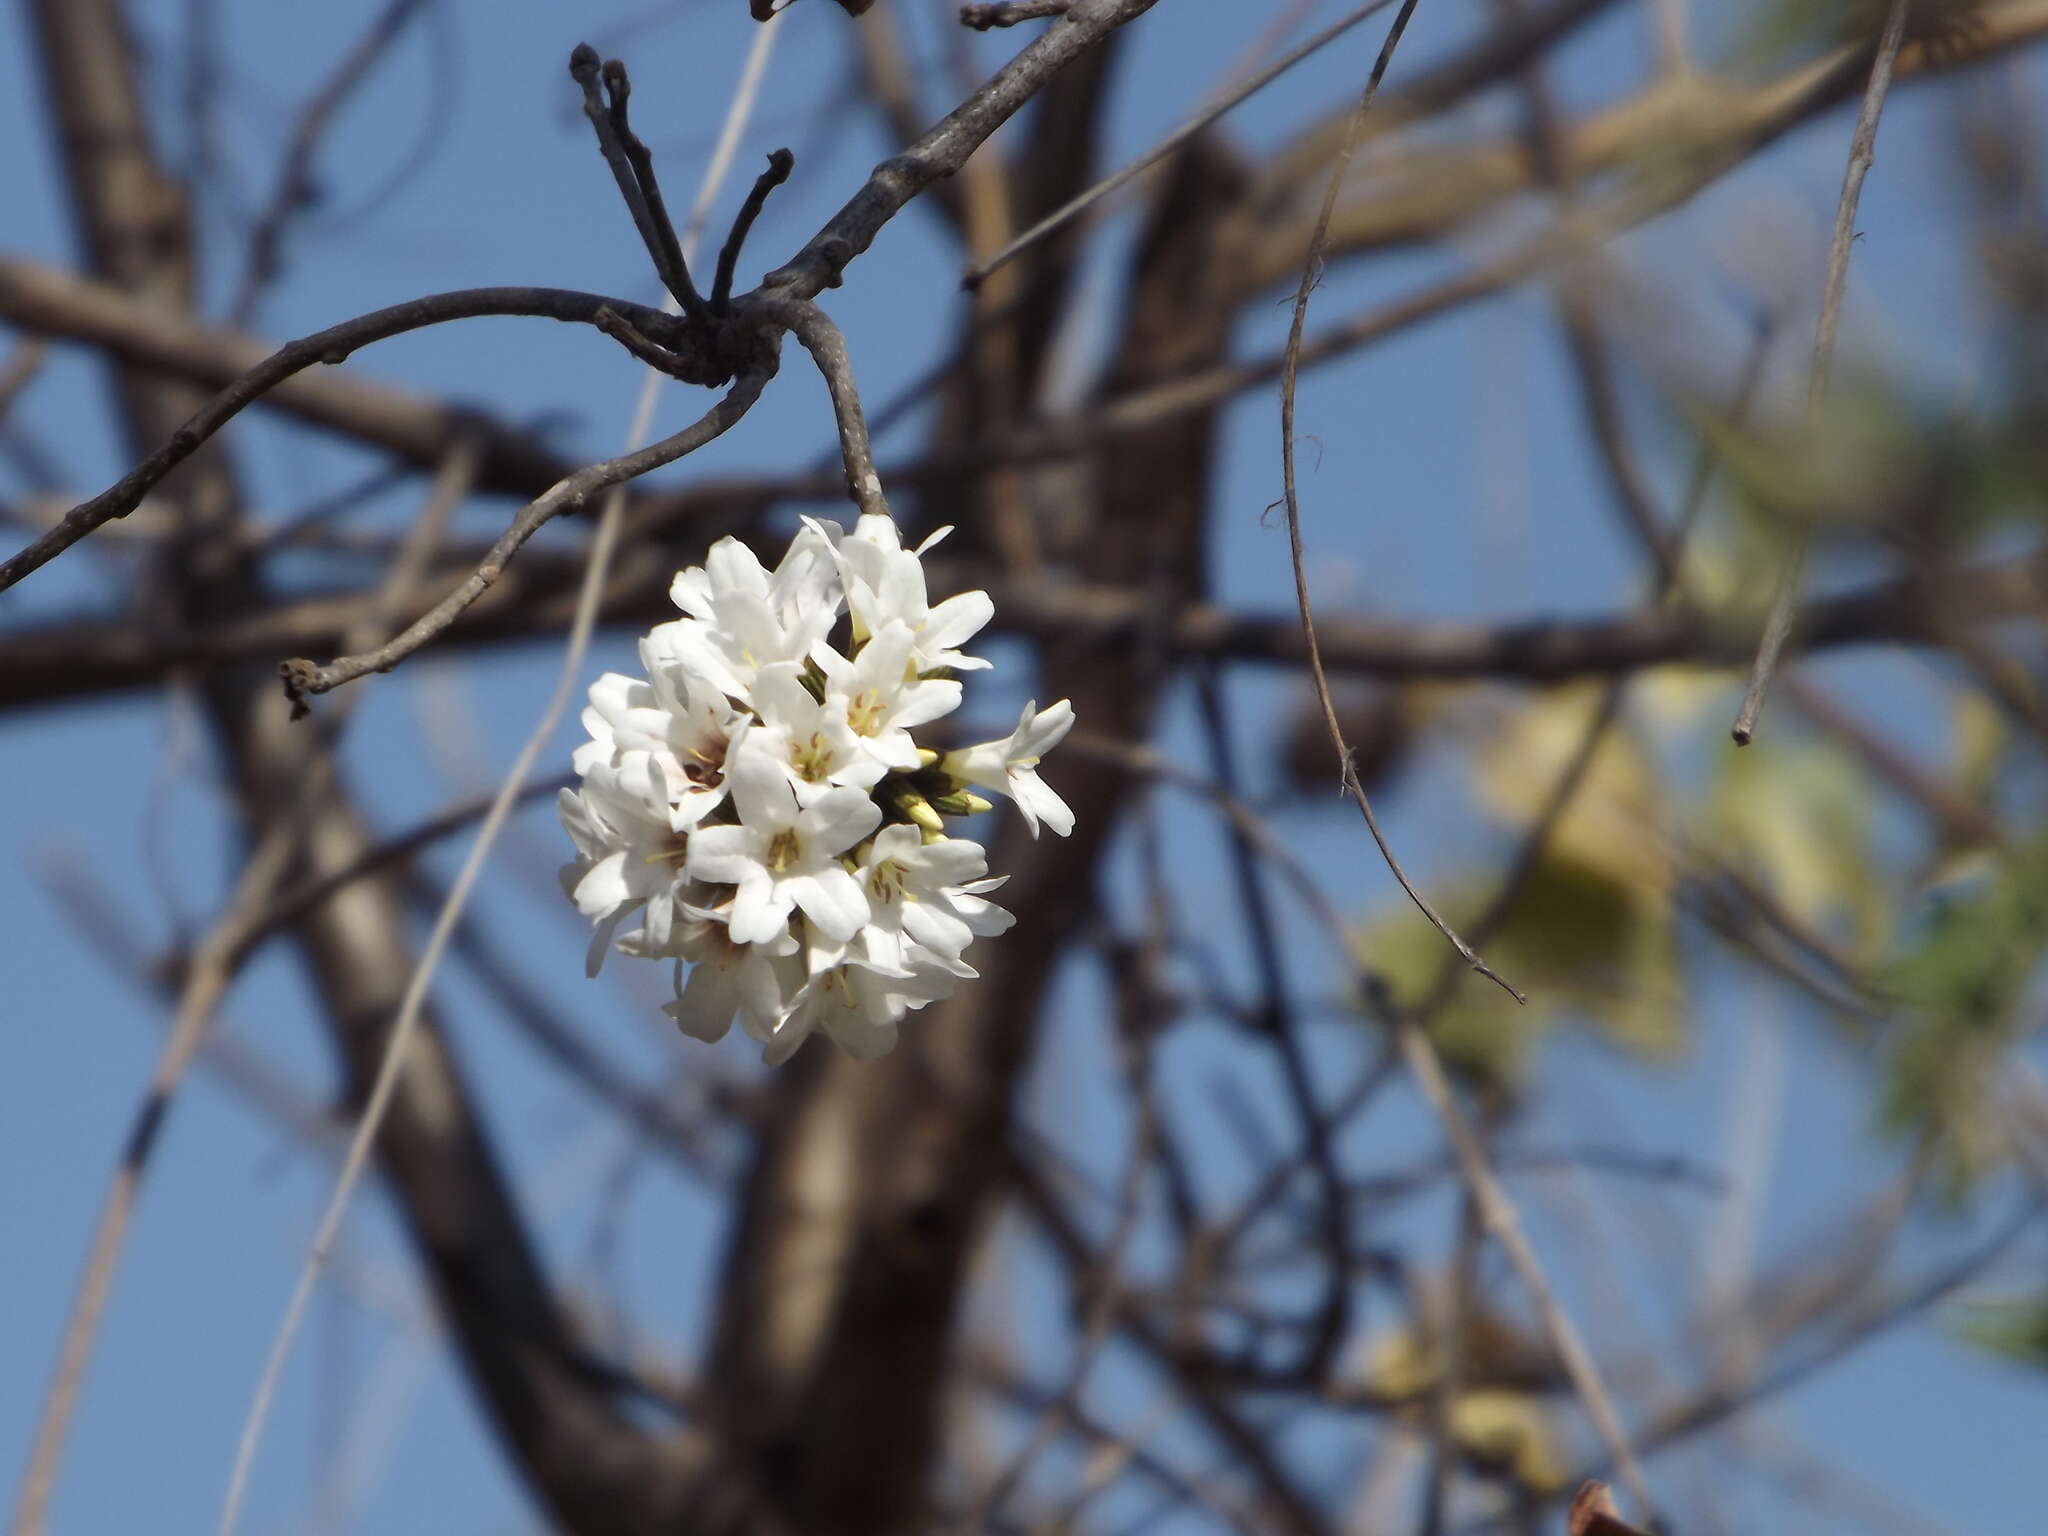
[747,297,888,518]
[1277,0,1522,1003]
[567,44,707,321]
[281,369,771,709]
[219,32,790,1519]
[1732,0,1912,745]
[228,0,432,325]
[0,286,692,594]
[712,149,794,313]
[962,0,1400,289]
[601,57,705,321]
[7,443,473,1536]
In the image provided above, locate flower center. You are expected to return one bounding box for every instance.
[846,688,886,738]
[789,730,835,781]
[767,829,802,872]
[683,736,727,787]
[644,831,689,867]
[868,857,905,903]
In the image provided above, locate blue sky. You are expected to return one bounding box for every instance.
[4,0,2046,1531]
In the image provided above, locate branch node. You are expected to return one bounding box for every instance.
[279,658,319,721]
[959,0,1070,28]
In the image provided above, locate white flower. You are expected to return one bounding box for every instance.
[767,957,959,1065]
[662,914,803,1044]
[854,826,1014,976]
[556,754,699,973]
[655,530,839,703]
[831,514,993,672]
[817,620,962,772]
[943,698,1076,837]
[747,663,886,800]
[685,740,880,944]
[562,515,1072,1065]
[669,524,838,631]
[572,661,735,828]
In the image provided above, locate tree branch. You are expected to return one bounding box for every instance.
[279,366,771,712]
[0,285,706,593]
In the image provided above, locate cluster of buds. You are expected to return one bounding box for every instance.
[558,514,1074,1064]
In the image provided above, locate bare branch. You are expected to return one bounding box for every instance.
[567,44,707,321]
[961,0,1401,289]
[759,0,1164,301]
[711,149,795,312]
[1277,0,1521,1003]
[1734,0,1914,745]
[280,367,770,711]
[960,0,1070,27]
[11,542,2048,715]
[0,285,707,593]
[227,0,434,324]
[746,297,888,517]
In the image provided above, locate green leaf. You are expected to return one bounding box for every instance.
[1950,1293,2048,1373]
[1879,836,2048,1197]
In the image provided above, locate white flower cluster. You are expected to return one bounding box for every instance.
[559,513,1075,1065]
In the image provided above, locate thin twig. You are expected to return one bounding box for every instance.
[762,0,1163,302]
[0,285,700,594]
[1368,984,1659,1522]
[746,297,888,517]
[13,817,318,1536]
[567,44,706,321]
[1732,0,1914,745]
[1420,1182,1486,1534]
[216,24,785,1524]
[228,0,433,325]
[1276,0,1521,1003]
[1272,9,1665,1515]
[0,338,48,423]
[279,375,766,709]
[232,377,762,1518]
[9,441,475,1536]
[965,1072,1156,1528]
[1067,725,1657,1522]
[962,0,1400,289]
[712,149,795,313]
[225,776,571,965]
[1193,669,1353,1379]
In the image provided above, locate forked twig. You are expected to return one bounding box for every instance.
[568,44,707,321]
